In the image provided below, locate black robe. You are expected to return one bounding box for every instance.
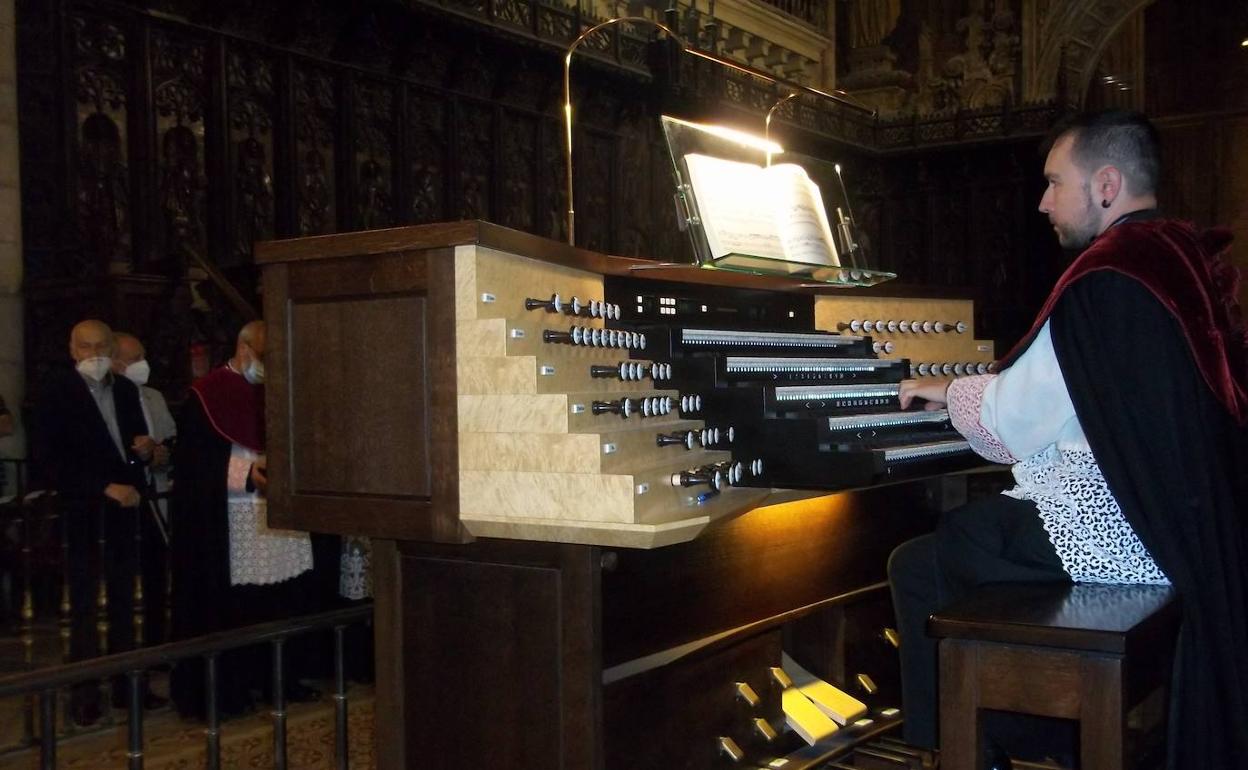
[168,393,248,716]
[1051,271,1248,769]
[168,378,329,716]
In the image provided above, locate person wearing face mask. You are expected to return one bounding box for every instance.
[112,332,177,644]
[170,320,317,719]
[32,319,156,723]
[112,333,176,503]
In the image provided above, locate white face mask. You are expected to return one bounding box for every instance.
[76,356,112,382]
[123,359,151,386]
[244,359,265,385]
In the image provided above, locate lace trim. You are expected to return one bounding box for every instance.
[227,500,313,586]
[1003,446,1168,584]
[947,375,1016,464]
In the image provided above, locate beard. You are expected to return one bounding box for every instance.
[1053,185,1102,250]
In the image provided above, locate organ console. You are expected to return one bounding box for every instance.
[255,221,996,770]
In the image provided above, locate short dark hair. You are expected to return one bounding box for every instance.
[1045,110,1161,196]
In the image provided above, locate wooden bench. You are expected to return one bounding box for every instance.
[929,582,1179,770]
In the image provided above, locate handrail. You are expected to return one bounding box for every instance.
[0,604,372,697]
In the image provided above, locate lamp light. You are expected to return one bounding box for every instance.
[563,17,875,246]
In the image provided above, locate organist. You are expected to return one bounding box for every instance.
[887,110,1248,768]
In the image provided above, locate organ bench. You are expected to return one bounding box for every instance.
[255,221,998,770]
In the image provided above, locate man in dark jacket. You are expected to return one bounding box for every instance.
[33,319,155,720]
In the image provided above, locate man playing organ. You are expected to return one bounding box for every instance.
[889,110,1248,768]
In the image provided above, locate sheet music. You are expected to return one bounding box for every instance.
[766,164,839,267]
[683,153,840,268]
[683,154,786,260]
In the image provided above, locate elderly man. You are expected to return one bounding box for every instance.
[111,333,176,504]
[889,110,1247,768]
[111,332,176,642]
[170,320,317,718]
[33,319,155,721]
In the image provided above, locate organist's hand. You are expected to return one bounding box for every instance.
[898,379,950,411]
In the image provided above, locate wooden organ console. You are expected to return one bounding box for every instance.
[255,221,996,770]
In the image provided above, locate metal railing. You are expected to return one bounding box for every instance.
[0,604,373,770]
[0,465,175,667]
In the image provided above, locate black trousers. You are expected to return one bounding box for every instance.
[888,493,1069,749]
[65,501,139,661]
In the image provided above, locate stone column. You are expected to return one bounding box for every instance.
[0,0,25,483]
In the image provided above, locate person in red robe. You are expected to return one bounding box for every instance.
[170,320,319,718]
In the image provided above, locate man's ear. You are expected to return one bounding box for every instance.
[1095,165,1123,206]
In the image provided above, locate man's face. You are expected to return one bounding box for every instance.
[70,325,113,363]
[243,327,267,368]
[112,336,144,374]
[1038,135,1103,250]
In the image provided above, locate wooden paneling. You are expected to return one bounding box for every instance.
[396,539,601,770]
[372,538,407,770]
[264,242,465,542]
[290,294,431,497]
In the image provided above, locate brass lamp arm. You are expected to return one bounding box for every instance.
[563,16,684,246]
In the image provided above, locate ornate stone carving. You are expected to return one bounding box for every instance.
[1024,0,1152,104]
[352,80,395,230]
[406,89,445,225]
[227,48,275,264]
[917,6,1020,113]
[153,31,207,271]
[76,113,130,273]
[578,132,612,253]
[72,15,130,272]
[499,114,536,232]
[455,102,493,221]
[294,67,338,236]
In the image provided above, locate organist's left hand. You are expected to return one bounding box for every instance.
[898,379,951,410]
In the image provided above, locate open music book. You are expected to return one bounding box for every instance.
[683,153,842,271]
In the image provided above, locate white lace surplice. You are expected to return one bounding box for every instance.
[946,321,1168,585]
[226,444,313,586]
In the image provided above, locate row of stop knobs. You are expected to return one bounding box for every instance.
[656,425,734,450]
[591,361,672,382]
[526,293,622,321]
[839,319,966,334]
[544,326,648,351]
[591,394,702,418]
[671,458,765,492]
[911,361,993,377]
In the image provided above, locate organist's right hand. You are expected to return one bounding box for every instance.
[898,379,951,411]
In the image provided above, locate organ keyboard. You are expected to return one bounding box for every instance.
[621,313,988,491]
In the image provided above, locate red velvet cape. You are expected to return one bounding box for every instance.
[1001,220,1248,424]
[188,365,265,452]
